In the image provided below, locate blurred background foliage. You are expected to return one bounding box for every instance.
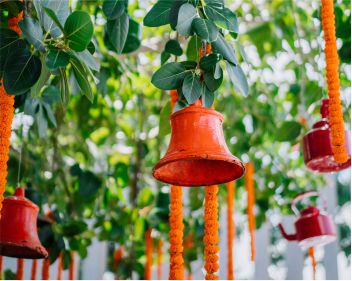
[1,0,350,279]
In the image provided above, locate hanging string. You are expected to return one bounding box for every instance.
[204,185,219,280]
[226,181,235,280]
[0,3,23,219]
[144,229,153,280]
[57,252,63,280]
[16,259,24,280]
[169,185,184,280]
[308,247,317,280]
[69,252,75,280]
[31,259,37,280]
[321,0,348,163]
[245,162,256,262]
[157,240,163,280]
[42,258,50,280]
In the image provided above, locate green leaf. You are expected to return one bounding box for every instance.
[199,53,222,71]
[169,0,186,30]
[151,62,190,90]
[186,35,201,61]
[159,101,172,137]
[102,0,126,19]
[137,188,154,208]
[212,33,238,64]
[3,48,41,95]
[165,39,182,56]
[75,50,100,71]
[180,61,197,70]
[201,82,214,108]
[64,11,94,52]
[31,55,50,97]
[59,68,69,106]
[161,51,171,65]
[44,7,65,34]
[18,17,45,52]
[192,18,218,42]
[276,121,302,142]
[70,58,93,102]
[35,0,69,38]
[0,27,24,73]
[61,220,88,236]
[176,3,197,36]
[122,18,141,54]
[45,49,70,70]
[204,4,238,33]
[143,0,172,27]
[226,62,248,96]
[107,12,129,54]
[182,72,202,104]
[173,100,187,112]
[203,65,223,92]
[78,171,102,199]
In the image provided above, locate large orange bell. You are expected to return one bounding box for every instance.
[153,105,245,186]
[0,188,48,259]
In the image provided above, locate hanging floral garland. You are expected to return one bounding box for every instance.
[31,259,38,280]
[16,258,24,280]
[308,247,317,280]
[321,0,348,163]
[245,163,256,262]
[157,240,163,280]
[0,8,23,217]
[144,229,153,280]
[69,252,75,280]
[226,181,235,280]
[42,258,50,280]
[57,253,63,280]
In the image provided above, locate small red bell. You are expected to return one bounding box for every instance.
[278,191,336,248]
[0,188,48,259]
[303,99,351,173]
[153,105,244,186]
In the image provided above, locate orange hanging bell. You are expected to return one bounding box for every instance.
[153,104,244,186]
[0,188,48,259]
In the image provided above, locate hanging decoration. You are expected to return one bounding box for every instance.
[0,188,48,258]
[31,259,38,280]
[16,258,24,280]
[0,256,2,278]
[184,234,194,280]
[278,191,336,248]
[113,247,123,272]
[204,185,219,280]
[157,240,163,280]
[321,0,349,164]
[226,181,235,280]
[57,252,63,280]
[42,258,50,280]
[303,99,350,172]
[0,4,23,218]
[144,229,153,280]
[308,247,317,280]
[69,252,75,280]
[245,163,255,262]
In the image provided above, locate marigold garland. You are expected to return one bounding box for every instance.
[245,162,255,262]
[169,185,184,280]
[308,247,317,280]
[113,247,123,271]
[144,229,153,280]
[321,0,349,163]
[226,181,235,280]
[16,258,24,280]
[69,252,75,280]
[0,10,22,218]
[157,240,163,280]
[57,252,63,280]
[42,258,50,280]
[31,259,37,280]
[204,185,219,280]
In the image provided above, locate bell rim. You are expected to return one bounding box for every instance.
[153,153,245,186]
[305,156,351,173]
[0,242,48,259]
[170,106,224,121]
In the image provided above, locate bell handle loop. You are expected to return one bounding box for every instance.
[291,190,320,216]
[278,223,297,241]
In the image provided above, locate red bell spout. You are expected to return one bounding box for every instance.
[278,223,297,241]
[153,106,244,186]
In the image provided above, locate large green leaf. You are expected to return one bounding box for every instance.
[176,3,197,36]
[107,12,129,54]
[199,53,222,71]
[169,0,186,30]
[75,50,100,71]
[186,35,201,61]
[182,72,202,104]
[31,55,50,97]
[143,0,172,27]
[70,58,93,102]
[201,82,215,108]
[159,101,172,137]
[45,48,70,69]
[203,66,223,92]
[192,18,218,42]
[0,27,24,74]
[211,33,238,64]
[78,171,102,199]
[18,17,45,52]
[102,0,126,19]
[151,62,190,90]
[64,11,94,52]
[204,4,238,33]
[226,62,249,96]
[276,121,303,142]
[122,18,141,54]
[3,48,41,95]
[165,39,182,56]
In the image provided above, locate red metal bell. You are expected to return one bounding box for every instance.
[153,105,245,186]
[303,99,351,173]
[278,191,336,249]
[0,188,48,259]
